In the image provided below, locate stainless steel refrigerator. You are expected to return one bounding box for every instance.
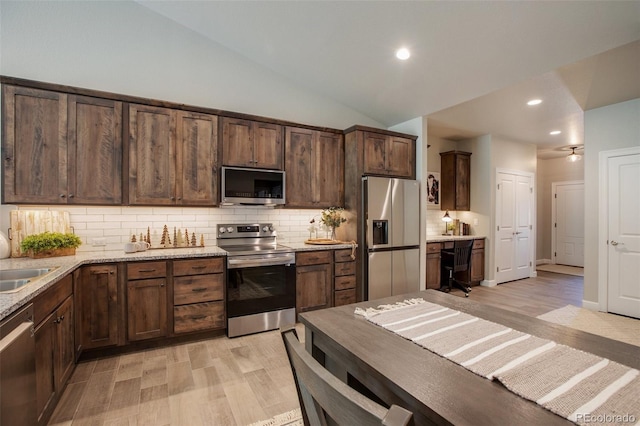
[363,176,420,300]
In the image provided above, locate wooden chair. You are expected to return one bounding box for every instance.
[281,326,413,426]
[440,239,474,297]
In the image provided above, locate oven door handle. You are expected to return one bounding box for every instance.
[227,255,296,269]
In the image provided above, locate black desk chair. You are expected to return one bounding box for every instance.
[281,326,413,426]
[440,239,474,297]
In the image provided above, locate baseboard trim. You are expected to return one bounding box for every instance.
[537,258,552,265]
[582,300,600,312]
[531,271,538,278]
[480,279,497,287]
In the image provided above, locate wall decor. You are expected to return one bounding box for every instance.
[427,172,440,206]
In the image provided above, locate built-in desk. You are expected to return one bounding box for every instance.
[426,236,485,289]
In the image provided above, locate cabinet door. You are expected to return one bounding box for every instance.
[68,95,122,204]
[455,154,471,211]
[387,136,414,178]
[2,85,68,203]
[285,127,314,207]
[426,243,442,289]
[363,132,388,175]
[221,117,253,167]
[54,296,74,390]
[75,265,118,351]
[253,121,283,170]
[470,245,485,284]
[127,278,167,341]
[129,104,176,205]
[176,111,218,205]
[35,314,56,424]
[314,132,344,207]
[296,263,332,314]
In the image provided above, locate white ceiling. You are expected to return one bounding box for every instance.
[138,1,640,156]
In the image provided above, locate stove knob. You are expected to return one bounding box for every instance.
[218,227,225,234]
[269,225,275,232]
[262,226,270,232]
[226,227,234,233]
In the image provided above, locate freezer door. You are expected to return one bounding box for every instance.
[392,248,420,296]
[391,179,420,247]
[365,177,392,249]
[368,251,392,300]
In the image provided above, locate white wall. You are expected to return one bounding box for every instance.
[536,157,584,262]
[583,98,640,305]
[0,0,385,248]
[0,1,381,130]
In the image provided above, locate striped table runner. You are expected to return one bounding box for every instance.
[355,299,639,425]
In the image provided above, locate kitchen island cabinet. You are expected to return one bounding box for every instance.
[128,105,218,206]
[222,117,283,170]
[2,86,122,205]
[285,126,344,208]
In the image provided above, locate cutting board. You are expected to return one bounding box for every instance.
[9,210,71,257]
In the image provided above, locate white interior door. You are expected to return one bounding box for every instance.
[496,171,533,284]
[607,153,640,318]
[554,182,585,267]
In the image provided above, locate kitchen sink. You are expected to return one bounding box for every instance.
[0,268,58,293]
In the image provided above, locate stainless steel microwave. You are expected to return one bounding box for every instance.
[220,166,286,205]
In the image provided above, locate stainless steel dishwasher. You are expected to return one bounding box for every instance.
[0,303,37,425]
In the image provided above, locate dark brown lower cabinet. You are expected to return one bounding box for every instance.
[34,277,74,426]
[426,243,443,289]
[334,249,356,306]
[127,278,168,341]
[470,239,485,284]
[296,251,333,314]
[75,264,119,352]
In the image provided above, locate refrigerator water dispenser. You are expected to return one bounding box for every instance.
[372,220,388,245]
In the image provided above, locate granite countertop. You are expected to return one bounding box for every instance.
[427,235,486,243]
[0,242,357,321]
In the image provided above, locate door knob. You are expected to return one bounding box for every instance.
[611,240,619,246]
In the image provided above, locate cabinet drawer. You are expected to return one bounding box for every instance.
[173,301,224,334]
[296,250,332,266]
[334,249,355,263]
[473,239,485,249]
[34,274,73,325]
[334,261,356,277]
[173,258,224,276]
[335,275,355,291]
[174,274,224,306]
[427,243,443,253]
[334,289,356,307]
[127,261,167,279]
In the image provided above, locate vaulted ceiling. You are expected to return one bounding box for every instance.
[137,1,639,156]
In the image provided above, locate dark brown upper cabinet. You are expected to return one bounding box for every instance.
[128,104,218,206]
[2,86,123,204]
[440,150,471,211]
[285,127,344,208]
[222,117,283,170]
[363,131,414,178]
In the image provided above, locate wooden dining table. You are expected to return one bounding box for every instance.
[298,290,640,425]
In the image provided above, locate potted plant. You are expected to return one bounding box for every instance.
[20,231,82,258]
[320,207,347,240]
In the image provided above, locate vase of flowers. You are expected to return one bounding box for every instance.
[320,207,347,240]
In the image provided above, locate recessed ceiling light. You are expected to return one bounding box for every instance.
[550,130,561,135]
[395,48,410,60]
[527,99,542,106]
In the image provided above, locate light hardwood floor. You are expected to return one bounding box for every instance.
[49,271,582,426]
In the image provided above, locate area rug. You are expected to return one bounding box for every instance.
[537,305,640,347]
[536,264,584,276]
[248,408,303,426]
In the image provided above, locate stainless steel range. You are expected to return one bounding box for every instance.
[217,223,295,337]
